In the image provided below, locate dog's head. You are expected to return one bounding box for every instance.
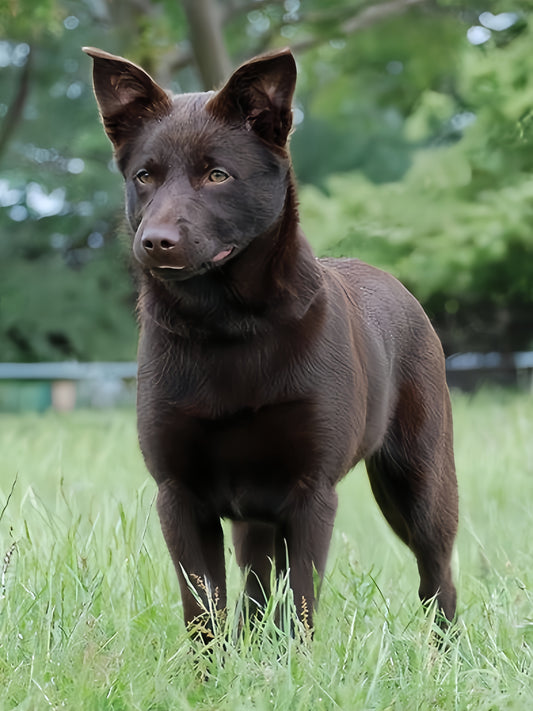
[84,46,296,282]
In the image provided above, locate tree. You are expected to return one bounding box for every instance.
[181,0,232,87]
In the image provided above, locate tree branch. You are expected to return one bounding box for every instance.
[291,0,429,53]
[343,0,428,33]
[223,0,285,23]
[0,49,32,164]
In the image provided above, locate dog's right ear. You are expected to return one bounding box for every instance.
[83,47,172,151]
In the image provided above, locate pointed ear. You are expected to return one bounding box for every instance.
[82,47,172,150]
[206,48,296,148]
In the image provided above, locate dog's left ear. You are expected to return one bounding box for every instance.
[206,49,296,148]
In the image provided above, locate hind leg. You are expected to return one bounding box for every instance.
[365,396,458,620]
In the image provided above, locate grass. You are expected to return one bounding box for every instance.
[0,388,532,710]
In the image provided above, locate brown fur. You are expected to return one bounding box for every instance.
[84,46,458,633]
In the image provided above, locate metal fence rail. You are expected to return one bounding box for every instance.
[446,351,533,371]
[445,351,533,391]
[0,362,137,412]
[0,362,138,380]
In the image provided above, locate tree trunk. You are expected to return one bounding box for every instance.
[0,49,32,163]
[181,0,232,89]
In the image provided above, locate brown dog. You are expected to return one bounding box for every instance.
[84,46,458,633]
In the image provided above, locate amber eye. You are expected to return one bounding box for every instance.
[208,168,230,183]
[135,169,152,184]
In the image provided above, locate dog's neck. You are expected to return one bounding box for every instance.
[223,177,319,303]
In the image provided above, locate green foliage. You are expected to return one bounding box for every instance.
[0,239,137,361]
[300,153,533,351]
[1,391,532,707]
[0,0,64,39]
[289,6,467,184]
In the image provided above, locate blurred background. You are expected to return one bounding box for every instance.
[1,0,532,408]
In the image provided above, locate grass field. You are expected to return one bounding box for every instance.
[0,388,532,710]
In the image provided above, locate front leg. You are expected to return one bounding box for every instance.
[156,479,226,635]
[283,487,338,630]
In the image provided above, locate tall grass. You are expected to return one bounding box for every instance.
[0,389,532,710]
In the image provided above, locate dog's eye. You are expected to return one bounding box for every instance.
[135,169,152,184]
[208,169,230,183]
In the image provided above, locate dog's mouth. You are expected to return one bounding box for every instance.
[151,246,235,281]
[211,246,234,263]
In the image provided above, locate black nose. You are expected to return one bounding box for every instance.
[135,225,188,269]
[141,228,179,255]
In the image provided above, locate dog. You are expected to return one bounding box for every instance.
[84,46,458,634]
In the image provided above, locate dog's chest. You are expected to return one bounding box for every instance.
[187,399,320,520]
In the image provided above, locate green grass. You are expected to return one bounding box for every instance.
[0,389,532,710]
